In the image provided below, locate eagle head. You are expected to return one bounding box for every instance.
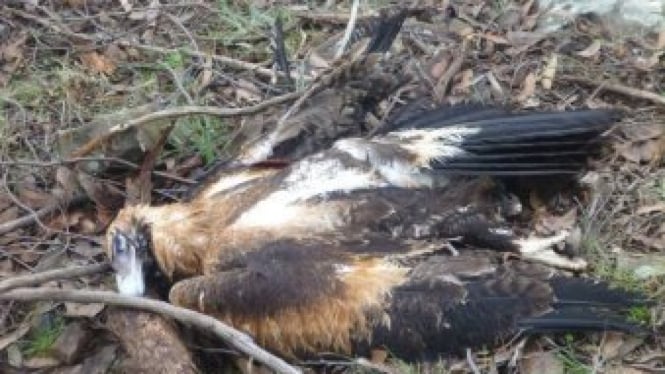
[105,211,152,296]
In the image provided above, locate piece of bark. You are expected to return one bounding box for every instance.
[105,307,199,374]
[51,321,91,364]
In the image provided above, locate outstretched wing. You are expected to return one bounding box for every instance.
[168,240,647,361]
[228,105,619,238]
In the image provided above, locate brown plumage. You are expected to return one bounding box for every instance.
[105,104,645,361]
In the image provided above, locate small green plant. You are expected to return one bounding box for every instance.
[21,315,64,358]
[655,177,665,201]
[557,351,591,374]
[165,51,185,69]
[216,1,291,45]
[556,334,592,374]
[628,305,651,325]
[169,115,230,165]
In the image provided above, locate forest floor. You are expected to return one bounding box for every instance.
[0,1,664,373]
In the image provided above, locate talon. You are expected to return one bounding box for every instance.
[513,230,588,271]
[514,230,571,255]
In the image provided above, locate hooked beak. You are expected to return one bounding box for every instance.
[114,255,145,296]
[109,229,148,296]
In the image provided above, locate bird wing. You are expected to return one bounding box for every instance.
[168,240,647,361]
[344,103,621,177]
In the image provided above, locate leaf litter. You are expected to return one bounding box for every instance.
[0,0,665,373]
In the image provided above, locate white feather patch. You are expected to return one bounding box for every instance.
[334,137,445,188]
[201,170,269,198]
[233,155,385,229]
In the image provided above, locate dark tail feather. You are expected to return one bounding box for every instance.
[417,105,623,176]
[376,103,511,136]
[458,109,620,147]
[518,308,647,335]
[364,9,409,54]
[549,276,650,307]
[519,277,650,335]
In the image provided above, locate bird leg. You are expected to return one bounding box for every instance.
[512,230,588,271]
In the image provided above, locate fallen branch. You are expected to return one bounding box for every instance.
[0,194,87,236]
[70,93,301,157]
[0,263,109,293]
[0,157,195,185]
[560,76,665,107]
[0,288,301,374]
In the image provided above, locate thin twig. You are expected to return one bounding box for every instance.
[335,0,361,59]
[128,43,294,81]
[560,76,665,107]
[1,157,195,185]
[165,12,200,53]
[0,263,109,293]
[434,42,466,102]
[161,63,194,104]
[0,288,301,374]
[5,6,96,42]
[466,348,482,374]
[70,92,301,157]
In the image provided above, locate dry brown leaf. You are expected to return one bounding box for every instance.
[0,32,28,87]
[18,187,56,209]
[453,69,474,95]
[632,234,665,251]
[104,44,128,65]
[0,206,19,225]
[481,32,510,45]
[601,332,644,361]
[505,31,547,53]
[23,357,61,369]
[607,367,649,374]
[0,324,30,351]
[529,189,546,212]
[0,193,12,211]
[198,54,213,92]
[656,29,665,49]
[118,0,133,11]
[517,72,537,103]
[636,203,665,215]
[370,348,388,364]
[1,32,27,61]
[56,166,81,198]
[631,53,662,71]
[538,208,577,233]
[618,139,663,164]
[430,52,452,80]
[520,0,536,17]
[64,0,86,7]
[496,9,522,30]
[76,171,124,212]
[520,351,564,374]
[448,19,473,38]
[486,71,504,97]
[79,52,116,75]
[235,79,262,103]
[576,40,602,58]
